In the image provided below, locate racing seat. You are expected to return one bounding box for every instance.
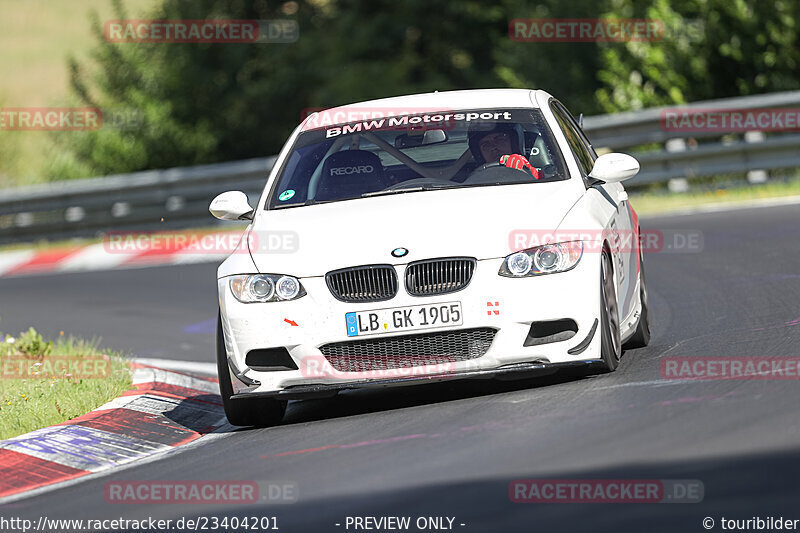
[316,150,389,201]
[524,131,551,168]
[524,131,559,179]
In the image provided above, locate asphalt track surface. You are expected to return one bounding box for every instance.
[3,203,800,532]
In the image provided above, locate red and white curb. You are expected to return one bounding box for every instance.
[0,361,225,502]
[0,230,238,278]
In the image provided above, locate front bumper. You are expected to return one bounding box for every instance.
[219,254,603,397]
[229,360,598,400]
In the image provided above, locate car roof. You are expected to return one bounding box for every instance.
[300,88,552,131]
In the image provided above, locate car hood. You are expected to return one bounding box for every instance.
[250,182,582,278]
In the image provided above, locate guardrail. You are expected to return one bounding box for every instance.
[583,90,800,148]
[0,158,275,244]
[2,91,800,244]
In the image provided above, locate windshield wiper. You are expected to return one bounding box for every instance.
[273,186,452,207]
[361,184,454,198]
[273,198,332,209]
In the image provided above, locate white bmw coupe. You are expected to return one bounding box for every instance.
[210,89,650,426]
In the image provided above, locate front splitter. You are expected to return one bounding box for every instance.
[230,359,601,401]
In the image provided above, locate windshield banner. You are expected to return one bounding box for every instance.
[301,107,516,136]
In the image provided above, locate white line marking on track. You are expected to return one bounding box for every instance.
[132,367,219,394]
[133,357,217,376]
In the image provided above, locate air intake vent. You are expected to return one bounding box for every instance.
[326,264,398,303]
[245,348,298,371]
[320,327,496,372]
[405,257,476,296]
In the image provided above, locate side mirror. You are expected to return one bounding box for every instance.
[209,191,254,221]
[588,153,640,183]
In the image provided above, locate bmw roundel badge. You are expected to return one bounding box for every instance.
[391,247,409,258]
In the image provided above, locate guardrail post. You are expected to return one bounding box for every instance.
[744,131,768,184]
[665,138,690,193]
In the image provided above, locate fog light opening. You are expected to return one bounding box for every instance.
[523,319,578,347]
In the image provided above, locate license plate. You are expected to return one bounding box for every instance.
[345,301,463,337]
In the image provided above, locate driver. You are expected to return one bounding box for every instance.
[467,123,540,179]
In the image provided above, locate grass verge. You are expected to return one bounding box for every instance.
[0,327,132,440]
[0,0,160,186]
[630,176,800,216]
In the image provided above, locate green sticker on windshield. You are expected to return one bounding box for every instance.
[278,189,295,201]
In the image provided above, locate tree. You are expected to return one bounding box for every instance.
[56,0,611,178]
[595,0,800,112]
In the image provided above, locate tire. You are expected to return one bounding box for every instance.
[623,244,651,349]
[216,312,286,427]
[598,250,622,373]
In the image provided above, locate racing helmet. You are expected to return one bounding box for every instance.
[467,122,526,165]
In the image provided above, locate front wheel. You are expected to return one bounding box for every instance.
[623,243,651,349]
[216,312,286,427]
[598,251,622,372]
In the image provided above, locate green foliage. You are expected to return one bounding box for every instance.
[15,327,53,358]
[595,0,800,112]
[54,0,800,178]
[56,0,612,178]
[0,97,23,185]
[495,0,610,114]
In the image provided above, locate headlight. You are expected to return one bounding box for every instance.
[276,275,300,300]
[507,252,532,276]
[499,241,583,277]
[228,274,306,303]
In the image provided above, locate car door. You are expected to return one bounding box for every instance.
[549,101,637,322]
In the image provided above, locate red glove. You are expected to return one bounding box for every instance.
[499,154,540,179]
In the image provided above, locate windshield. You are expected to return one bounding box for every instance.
[266,108,567,209]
